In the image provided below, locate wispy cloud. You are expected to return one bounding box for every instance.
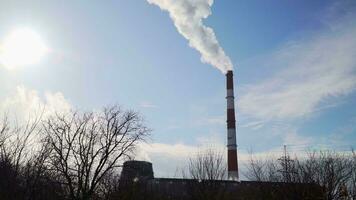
[240,120,265,130]
[135,142,199,177]
[138,142,198,160]
[282,130,313,151]
[135,133,226,177]
[139,101,158,109]
[239,23,356,121]
[320,0,356,30]
[194,115,225,126]
[318,117,356,150]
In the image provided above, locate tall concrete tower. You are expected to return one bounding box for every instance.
[226,70,238,180]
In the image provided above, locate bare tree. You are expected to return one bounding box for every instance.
[245,149,355,200]
[183,148,228,200]
[0,117,8,150]
[43,106,150,200]
[95,169,120,200]
[313,151,352,200]
[186,148,226,181]
[0,112,62,200]
[350,150,356,199]
[0,113,42,173]
[244,153,281,183]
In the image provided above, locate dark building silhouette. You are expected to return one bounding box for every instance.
[120,160,154,182]
[118,160,324,200]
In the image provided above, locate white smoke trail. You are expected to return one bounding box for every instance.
[147,0,233,74]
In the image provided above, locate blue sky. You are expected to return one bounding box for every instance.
[0,0,356,177]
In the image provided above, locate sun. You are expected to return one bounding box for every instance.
[0,28,48,69]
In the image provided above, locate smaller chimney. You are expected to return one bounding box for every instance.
[226,70,238,180]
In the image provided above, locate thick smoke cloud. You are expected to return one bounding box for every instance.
[147,0,233,73]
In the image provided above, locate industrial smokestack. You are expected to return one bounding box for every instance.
[226,70,238,180]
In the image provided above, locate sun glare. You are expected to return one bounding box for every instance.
[0,28,48,69]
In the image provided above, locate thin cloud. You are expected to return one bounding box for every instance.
[239,24,356,121]
[136,133,226,177]
[0,85,71,121]
[139,101,158,109]
[240,120,265,130]
[194,115,225,126]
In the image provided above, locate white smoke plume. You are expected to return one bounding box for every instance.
[147,0,233,74]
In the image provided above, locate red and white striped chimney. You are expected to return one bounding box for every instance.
[226,70,238,180]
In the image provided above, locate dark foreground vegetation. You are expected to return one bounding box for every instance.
[245,149,356,199]
[0,106,149,200]
[0,105,355,200]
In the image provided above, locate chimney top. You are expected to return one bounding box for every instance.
[226,70,234,89]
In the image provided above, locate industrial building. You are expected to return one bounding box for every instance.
[117,160,323,200]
